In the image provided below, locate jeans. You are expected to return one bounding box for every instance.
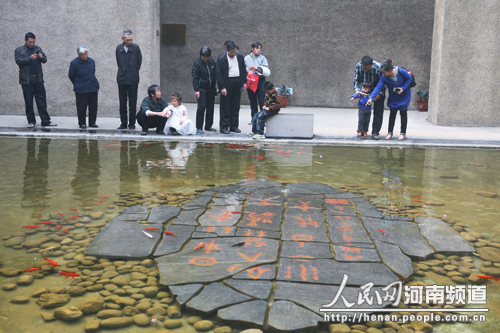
[388,108,408,134]
[76,92,98,126]
[21,77,51,125]
[371,95,385,135]
[196,90,216,130]
[252,109,275,135]
[357,107,371,132]
[219,77,241,131]
[247,76,265,120]
[118,83,138,126]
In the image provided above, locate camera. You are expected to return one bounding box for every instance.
[393,88,402,92]
[36,51,40,55]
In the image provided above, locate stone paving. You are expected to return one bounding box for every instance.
[85,180,475,332]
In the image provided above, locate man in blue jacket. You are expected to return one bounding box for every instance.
[192,46,217,134]
[215,41,247,134]
[15,32,56,128]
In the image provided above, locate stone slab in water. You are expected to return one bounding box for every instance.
[247,195,286,202]
[325,192,362,199]
[281,241,333,259]
[85,220,162,258]
[384,215,413,221]
[414,217,475,253]
[186,282,251,314]
[113,213,149,221]
[324,205,357,216]
[211,198,244,206]
[287,182,342,195]
[286,193,325,199]
[328,216,373,245]
[182,195,213,210]
[171,208,204,226]
[375,240,413,280]
[333,245,380,262]
[195,226,237,237]
[236,228,281,239]
[355,203,384,218]
[277,258,399,286]
[191,231,217,238]
[232,264,276,280]
[224,279,272,299]
[148,206,180,223]
[157,237,279,285]
[237,205,284,231]
[288,198,324,208]
[282,211,329,243]
[199,206,242,226]
[154,225,196,257]
[217,300,267,327]
[362,217,434,259]
[252,186,285,196]
[267,300,322,332]
[198,190,216,196]
[216,193,248,201]
[119,206,149,214]
[170,284,203,305]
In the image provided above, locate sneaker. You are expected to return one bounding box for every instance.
[141,130,148,135]
[196,129,204,134]
[205,127,216,132]
[372,134,380,140]
[385,133,393,140]
[247,132,256,137]
[28,123,35,128]
[79,125,87,129]
[253,134,264,139]
[398,133,406,141]
[117,124,127,129]
[128,125,136,130]
[156,129,164,134]
[89,124,98,128]
[42,122,57,126]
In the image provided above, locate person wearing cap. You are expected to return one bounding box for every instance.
[15,32,56,128]
[137,85,171,135]
[68,46,100,129]
[192,46,217,134]
[244,42,270,124]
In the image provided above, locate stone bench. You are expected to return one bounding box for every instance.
[264,113,314,139]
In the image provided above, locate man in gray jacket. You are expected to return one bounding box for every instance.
[116,29,142,130]
[15,32,56,127]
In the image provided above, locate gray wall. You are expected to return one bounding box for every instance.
[429,0,500,126]
[160,0,435,109]
[0,0,160,118]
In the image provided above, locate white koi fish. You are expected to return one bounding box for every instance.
[142,231,153,239]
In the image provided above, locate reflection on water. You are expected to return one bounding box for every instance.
[0,138,499,332]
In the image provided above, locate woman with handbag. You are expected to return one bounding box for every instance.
[244,42,270,124]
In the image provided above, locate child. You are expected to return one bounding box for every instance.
[351,81,373,138]
[248,81,282,139]
[164,93,196,135]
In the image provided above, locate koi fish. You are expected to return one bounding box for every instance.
[53,226,61,230]
[57,212,64,216]
[194,242,205,250]
[268,175,279,177]
[44,257,59,267]
[36,221,55,225]
[142,231,153,239]
[477,275,500,282]
[377,229,386,235]
[410,195,421,197]
[58,271,80,279]
[69,208,79,211]
[22,267,41,273]
[232,241,247,247]
[231,211,245,214]
[63,228,69,233]
[21,225,38,228]
[249,155,266,159]
[68,215,78,220]
[97,201,105,203]
[97,196,108,199]
[163,231,177,236]
[145,227,161,231]
[413,200,425,203]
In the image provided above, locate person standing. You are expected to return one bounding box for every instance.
[353,55,384,139]
[192,46,217,134]
[116,29,142,130]
[68,46,100,129]
[15,32,56,128]
[244,42,270,124]
[215,41,247,134]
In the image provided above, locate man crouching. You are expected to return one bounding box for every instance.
[137,85,171,135]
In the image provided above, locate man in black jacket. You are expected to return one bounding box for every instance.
[215,41,246,134]
[15,32,56,128]
[192,46,217,134]
[116,29,142,130]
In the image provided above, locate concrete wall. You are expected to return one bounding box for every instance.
[160,0,435,109]
[0,0,160,119]
[429,0,500,126]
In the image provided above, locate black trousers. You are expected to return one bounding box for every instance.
[136,111,167,132]
[196,90,216,130]
[371,95,385,135]
[75,92,98,126]
[247,76,266,120]
[21,77,51,125]
[118,83,138,126]
[219,77,241,131]
[388,108,408,134]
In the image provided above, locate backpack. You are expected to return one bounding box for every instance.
[399,67,417,88]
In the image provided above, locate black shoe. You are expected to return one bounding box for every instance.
[169,127,180,135]
[230,128,241,133]
[42,122,57,127]
[156,129,164,134]
[205,127,216,132]
[141,130,148,135]
[79,125,87,129]
[117,124,127,129]
[196,129,204,134]
[89,124,98,128]
[28,123,35,128]
[128,125,136,130]
[220,129,230,134]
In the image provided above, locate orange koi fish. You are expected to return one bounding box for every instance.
[97,196,108,199]
[36,221,55,225]
[63,228,69,233]
[410,195,421,197]
[477,275,500,282]
[97,201,105,203]
[22,267,41,273]
[231,211,245,214]
[268,175,279,177]
[68,215,78,220]
[194,242,205,250]
[57,212,64,216]
[53,226,62,230]
[145,227,161,231]
[69,208,79,211]
[58,271,80,279]
[44,257,59,267]
[413,200,425,203]
[378,229,386,235]
[21,225,38,228]
[249,155,266,159]
[164,231,177,236]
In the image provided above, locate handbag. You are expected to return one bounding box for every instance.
[246,69,259,93]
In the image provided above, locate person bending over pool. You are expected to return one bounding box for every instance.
[137,85,171,136]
